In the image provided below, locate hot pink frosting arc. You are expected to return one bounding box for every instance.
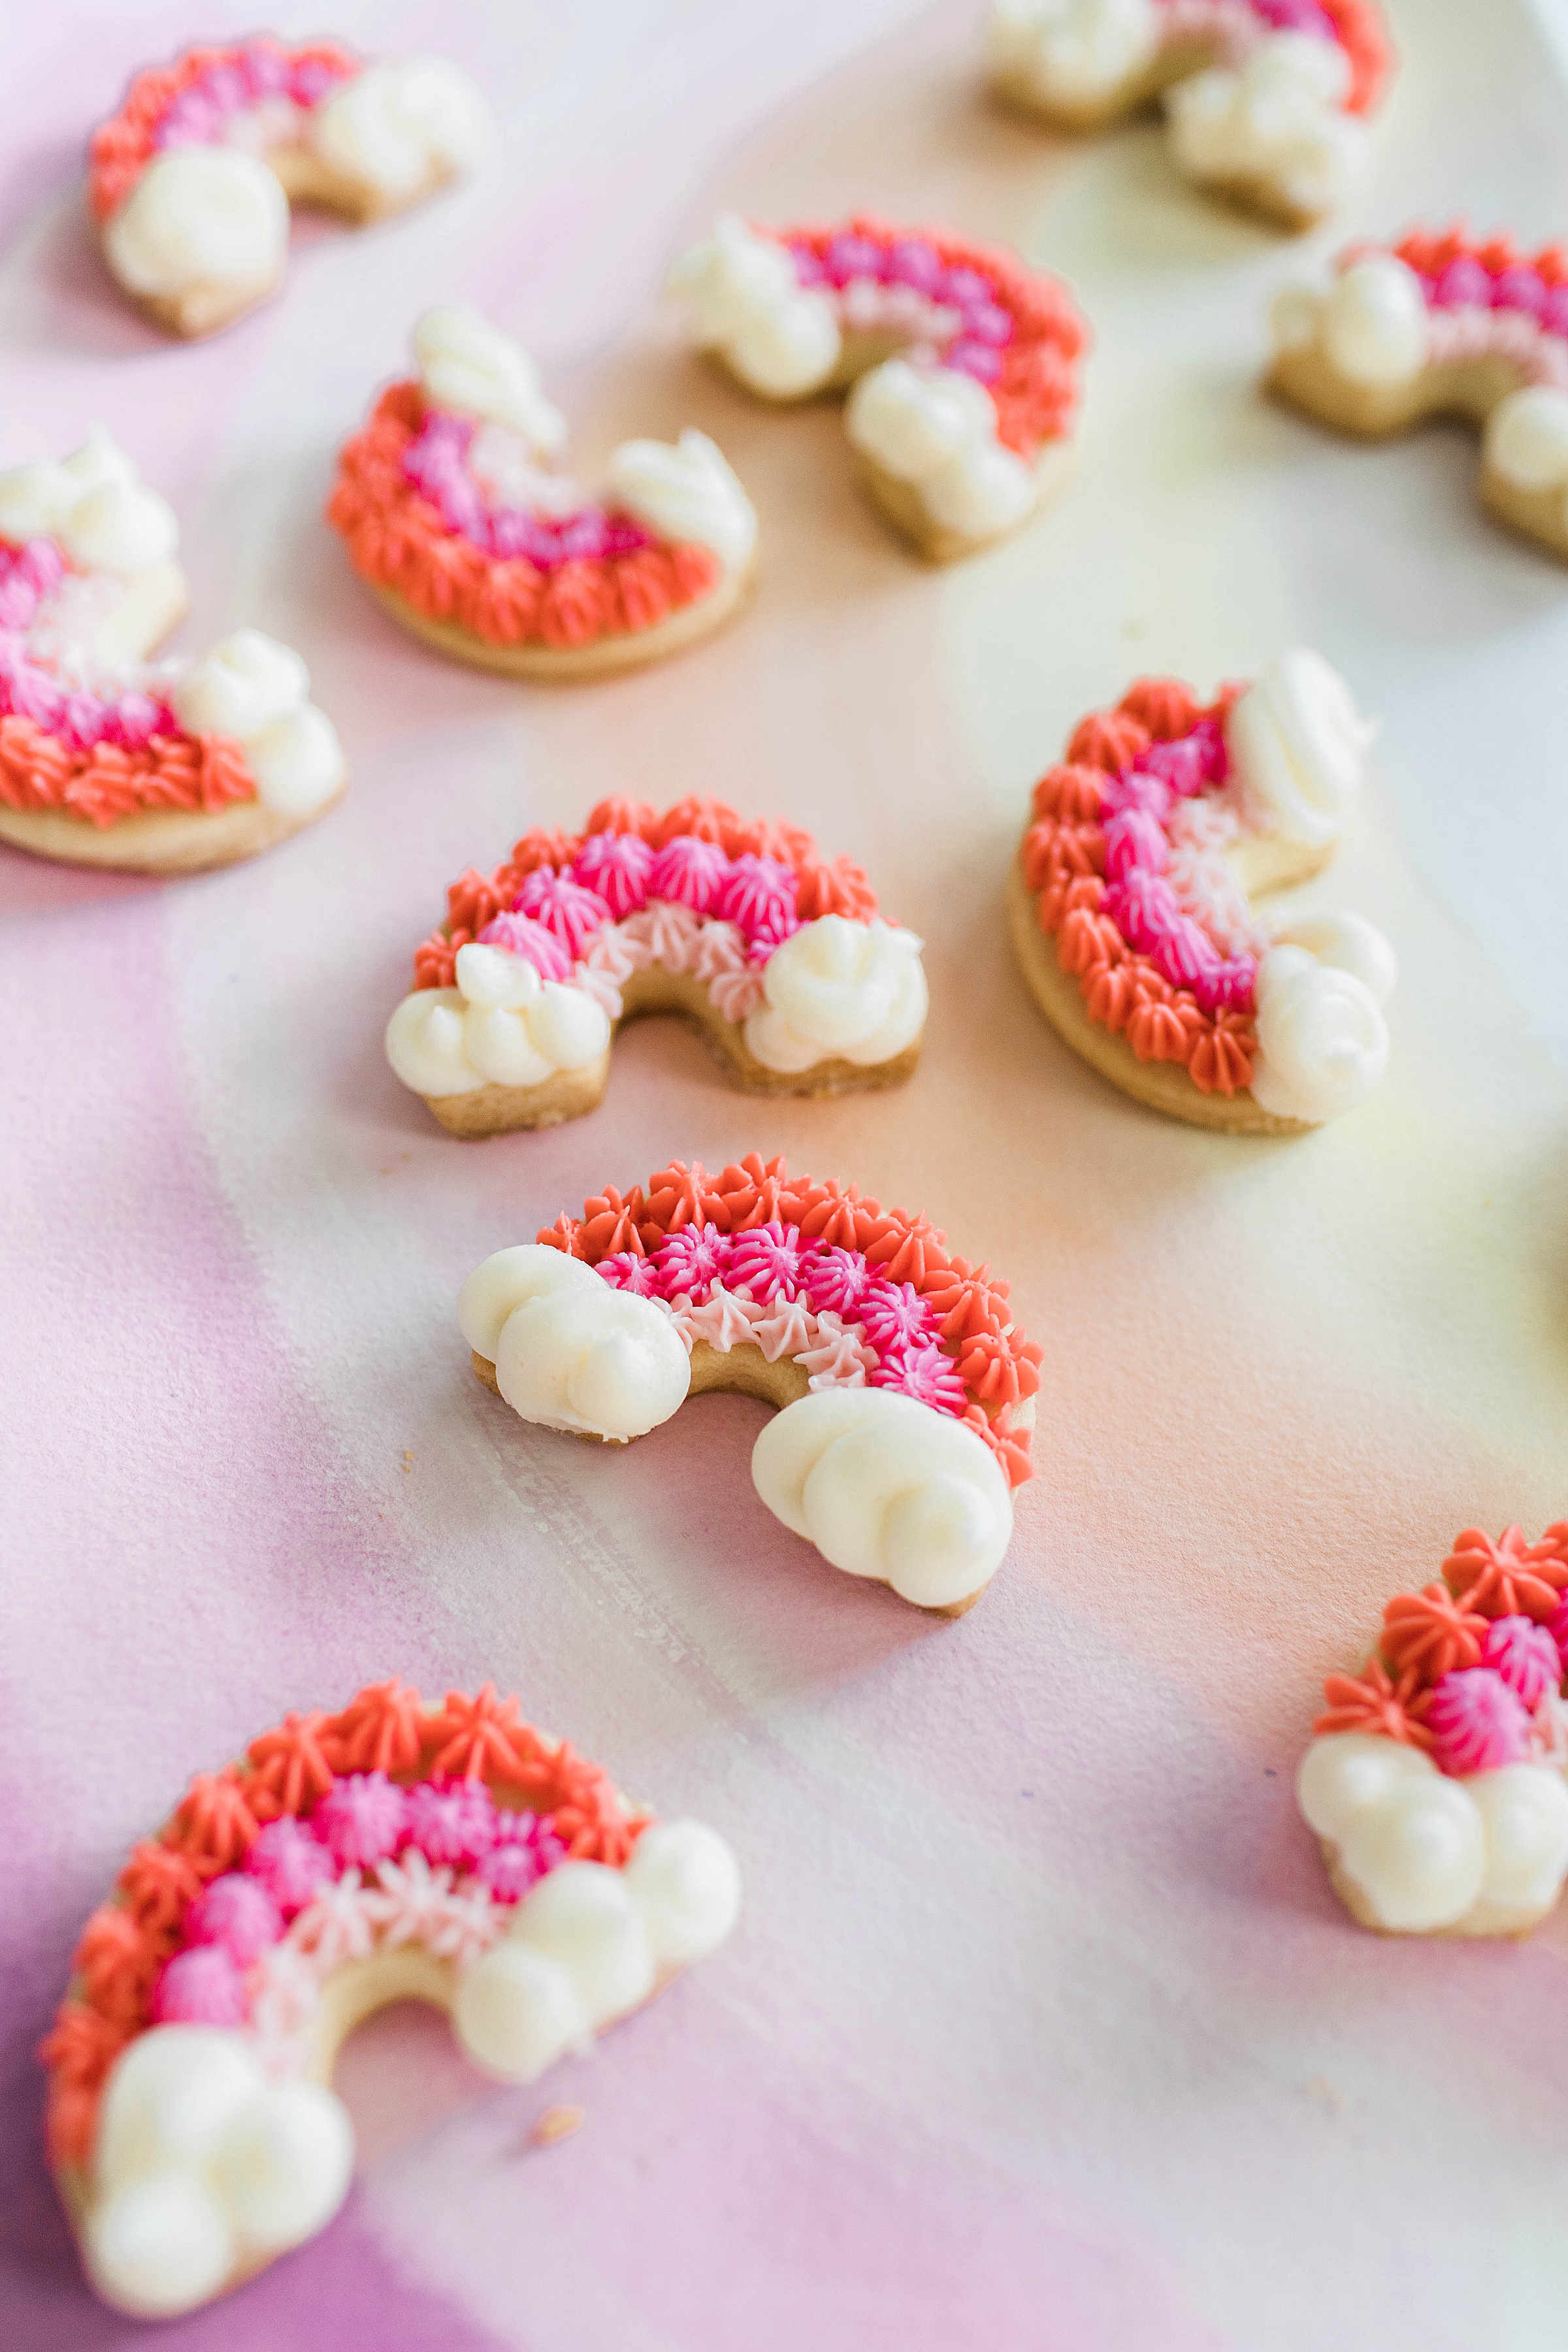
[0,534,67,618]
[1102,808,1169,883]
[570,830,655,919]
[1548,1595,1568,1667]
[1091,713,1260,1012]
[596,1252,662,1297]
[476,910,574,985]
[653,1222,734,1302]
[648,834,732,915]
[514,867,613,962]
[404,1777,499,1869]
[1480,1616,1563,1712]
[150,1944,248,2027]
[727,1220,820,1307]
[474,1814,566,1901]
[868,1339,969,1416]
[244,1816,337,1917]
[801,1245,879,1318]
[184,1872,286,1965]
[857,1279,939,1354]
[743,905,803,968]
[719,853,798,937]
[310,1771,409,1869]
[1427,1667,1533,1776]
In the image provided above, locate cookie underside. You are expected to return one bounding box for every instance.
[990,35,1220,133]
[367,562,753,681]
[469,1341,985,1620]
[105,150,460,341]
[859,436,1079,564]
[54,1769,674,2315]
[703,342,1077,563]
[0,782,346,875]
[1269,346,1568,561]
[419,964,923,1136]
[990,41,1327,230]
[1322,1839,1546,1940]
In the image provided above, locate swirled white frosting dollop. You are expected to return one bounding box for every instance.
[1464,1766,1568,1914]
[1484,385,1568,493]
[751,1388,1014,1609]
[988,0,1160,107]
[1315,256,1429,387]
[310,57,490,200]
[1298,1734,1483,1930]
[412,304,567,455]
[669,215,842,399]
[103,148,289,304]
[85,2025,353,2319]
[743,916,928,1073]
[1272,910,1397,1007]
[1248,933,1392,1124]
[454,1834,739,2080]
[451,1937,586,2083]
[845,359,1036,540]
[622,1821,742,1963]
[1298,1734,1568,1930]
[1226,649,1374,850]
[0,429,179,576]
[172,630,344,818]
[1165,33,1364,218]
[385,943,610,1099]
[608,430,758,572]
[460,1242,690,1441]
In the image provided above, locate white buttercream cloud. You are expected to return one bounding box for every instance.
[751,1387,1013,1609]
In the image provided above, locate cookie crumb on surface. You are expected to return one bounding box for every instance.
[531,2104,586,2147]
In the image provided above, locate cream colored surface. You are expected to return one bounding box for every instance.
[8,2,1568,2348]
[1270,340,1568,561]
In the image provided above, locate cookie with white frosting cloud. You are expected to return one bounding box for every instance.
[462,1155,1039,1616]
[42,1681,738,2317]
[668,213,1087,561]
[1270,225,1568,560]
[90,36,490,339]
[988,1,1394,232]
[329,307,757,679]
[1299,1521,1568,1936]
[0,432,344,873]
[386,796,926,1130]
[1007,661,1395,1134]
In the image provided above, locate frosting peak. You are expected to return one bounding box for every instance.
[413,306,567,453]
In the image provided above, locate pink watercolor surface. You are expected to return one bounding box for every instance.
[3,1,1568,2346]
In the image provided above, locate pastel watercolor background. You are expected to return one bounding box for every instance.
[3,1,1568,2344]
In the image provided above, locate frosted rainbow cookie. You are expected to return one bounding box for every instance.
[0,431,343,872]
[461,1155,1039,1616]
[1271,224,1568,561]
[988,1,1393,231]
[41,1681,738,2317]
[386,794,925,1131]
[1299,1522,1568,1935]
[329,308,756,679]
[668,213,1086,560]
[1008,659,1395,1133]
[90,35,489,338]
